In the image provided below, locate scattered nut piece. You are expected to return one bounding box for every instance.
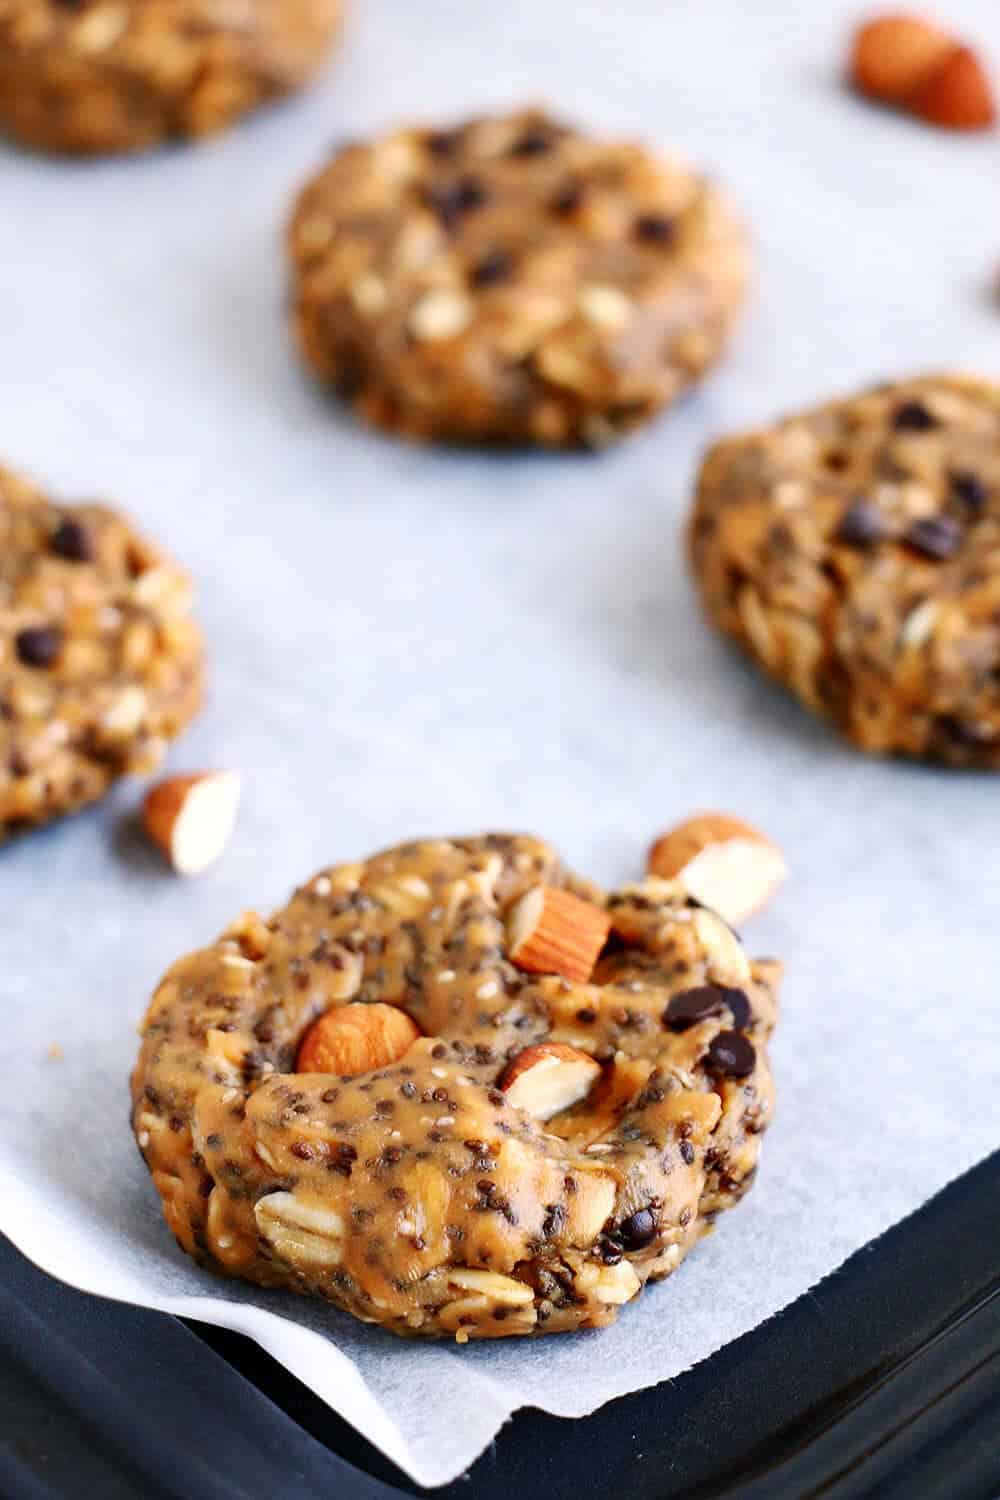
[849,13,995,131]
[911,45,997,130]
[142,771,241,876]
[647,813,786,927]
[507,885,611,983]
[500,1041,602,1121]
[297,1001,421,1076]
[850,13,952,104]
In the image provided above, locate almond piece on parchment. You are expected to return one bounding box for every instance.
[142,771,241,875]
[647,813,786,927]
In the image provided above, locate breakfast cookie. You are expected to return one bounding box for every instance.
[0,0,343,155]
[287,109,748,447]
[690,374,1000,766]
[132,833,779,1341]
[1,463,203,837]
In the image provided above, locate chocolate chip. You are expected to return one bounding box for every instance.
[634,213,677,245]
[836,497,885,548]
[618,1208,657,1250]
[425,175,487,230]
[950,470,988,517]
[891,400,937,432]
[718,985,752,1029]
[51,517,94,562]
[509,129,551,157]
[470,248,513,288]
[15,625,63,668]
[904,514,962,561]
[550,180,584,216]
[426,129,460,157]
[704,1031,756,1080]
[679,1140,695,1165]
[663,984,750,1032]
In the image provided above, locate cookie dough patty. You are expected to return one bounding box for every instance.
[0,0,343,154]
[690,375,1000,766]
[132,834,779,1341]
[287,110,748,447]
[1,463,203,836]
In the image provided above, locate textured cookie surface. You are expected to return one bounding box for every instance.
[132,834,779,1341]
[690,375,1000,766]
[0,464,203,836]
[287,110,748,447]
[0,0,343,154]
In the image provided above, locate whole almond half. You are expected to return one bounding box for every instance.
[912,45,996,130]
[297,1001,421,1076]
[142,771,241,875]
[647,813,786,928]
[507,886,611,984]
[850,13,952,104]
[499,1041,602,1121]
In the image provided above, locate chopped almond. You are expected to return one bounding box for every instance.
[297,1002,420,1076]
[647,813,786,927]
[142,771,240,875]
[912,45,996,130]
[507,886,611,983]
[499,1041,602,1121]
[850,14,952,104]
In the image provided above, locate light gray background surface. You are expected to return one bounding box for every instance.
[1,0,998,1486]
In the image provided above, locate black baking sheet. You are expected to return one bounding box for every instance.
[2,1149,998,1500]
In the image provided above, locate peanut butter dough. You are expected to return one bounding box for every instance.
[287,110,748,447]
[0,463,203,836]
[132,834,779,1341]
[0,0,343,155]
[690,374,1000,766]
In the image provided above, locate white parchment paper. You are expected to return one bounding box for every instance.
[2,0,999,1486]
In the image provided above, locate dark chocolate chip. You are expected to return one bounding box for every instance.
[904,514,962,561]
[950,470,988,517]
[550,180,584,216]
[891,400,937,432]
[704,1030,756,1080]
[717,984,752,1030]
[15,625,63,668]
[663,984,750,1032]
[509,130,552,157]
[425,175,487,230]
[836,497,885,548]
[51,517,94,562]
[935,714,995,749]
[470,248,513,288]
[426,129,460,157]
[634,213,677,245]
[618,1207,657,1251]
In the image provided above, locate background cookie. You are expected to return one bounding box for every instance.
[0,0,344,154]
[132,834,779,1340]
[690,374,1000,766]
[1,463,203,836]
[287,109,748,447]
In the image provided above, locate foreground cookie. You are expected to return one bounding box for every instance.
[691,375,1000,766]
[132,834,779,1340]
[1,464,203,836]
[0,0,343,155]
[288,110,748,447]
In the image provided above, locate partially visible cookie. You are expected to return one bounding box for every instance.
[1,463,203,837]
[0,0,343,155]
[690,374,1000,766]
[287,109,748,447]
